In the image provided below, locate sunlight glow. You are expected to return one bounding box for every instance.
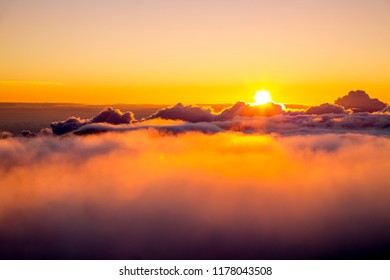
[254,90,272,105]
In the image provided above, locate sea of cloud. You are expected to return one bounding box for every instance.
[0,90,389,259]
[0,129,389,259]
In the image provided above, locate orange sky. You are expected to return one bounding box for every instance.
[1,0,389,105]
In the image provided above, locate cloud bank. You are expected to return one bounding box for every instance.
[39,90,389,136]
[0,131,389,259]
[146,101,284,123]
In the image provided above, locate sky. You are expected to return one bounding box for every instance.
[1,0,390,104]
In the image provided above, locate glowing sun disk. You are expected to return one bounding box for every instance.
[254,90,272,105]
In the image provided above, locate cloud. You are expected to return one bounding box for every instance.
[50,107,135,135]
[335,90,387,112]
[51,117,86,135]
[306,103,346,115]
[20,130,36,138]
[18,129,51,138]
[90,107,135,124]
[147,103,217,122]
[0,130,12,139]
[0,131,390,259]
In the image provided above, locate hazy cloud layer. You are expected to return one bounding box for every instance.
[65,112,390,136]
[73,121,224,135]
[335,90,387,112]
[0,131,390,259]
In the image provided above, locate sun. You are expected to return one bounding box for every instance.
[254,90,272,105]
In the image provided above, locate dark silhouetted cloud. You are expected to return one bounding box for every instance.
[335,90,387,112]
[50,107,135,135]
[306,103,346,115]
[51,117,87,135]
[147,103,217,122]
[20,130,37,138]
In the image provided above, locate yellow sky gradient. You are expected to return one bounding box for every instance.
[1,0,389,105]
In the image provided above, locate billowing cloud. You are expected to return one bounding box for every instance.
[50,117,86,135]
[90,107,135,124]
[50,107,135,135]
[0,131,390,259]
[147,103,217,122]
[335,90,387,112]
[306,103,346,115]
